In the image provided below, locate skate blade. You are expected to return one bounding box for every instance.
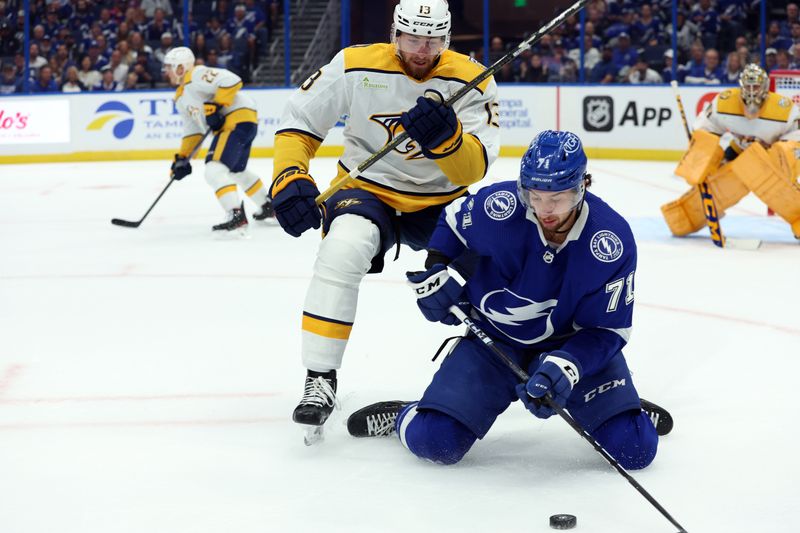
[303,425,325,446]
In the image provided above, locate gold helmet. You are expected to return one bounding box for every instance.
[739,64,769,118]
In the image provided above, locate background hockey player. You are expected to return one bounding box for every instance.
[268,0,500,439]
[662,63,800,240]
[348,131,664,470]
[163,46,273,232]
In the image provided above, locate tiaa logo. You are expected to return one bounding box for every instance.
[86,101,134,139]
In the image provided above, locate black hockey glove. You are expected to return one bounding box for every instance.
[270,168,322,237]
[400,92,462,158]
[170,154,192,180]
[204,102,225,131]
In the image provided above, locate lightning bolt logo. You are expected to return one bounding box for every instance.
[479,288,558,344]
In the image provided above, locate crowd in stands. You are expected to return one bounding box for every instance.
[0,0,279,94]
[477,0,798,85]
[1,0,798,94]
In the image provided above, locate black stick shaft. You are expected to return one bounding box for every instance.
[316,0,590,204]
[449,305,689,533]
[112,128,212,227]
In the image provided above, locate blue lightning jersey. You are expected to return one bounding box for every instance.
[429,181,637,377]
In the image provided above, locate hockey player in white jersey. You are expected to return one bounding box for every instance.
[662,63,800,239]
[163,47,273,232]
[269,0,500,439]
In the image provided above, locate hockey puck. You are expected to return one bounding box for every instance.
[549,514,577,530]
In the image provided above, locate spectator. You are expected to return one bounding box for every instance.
[129,31,153,60]
[611,32,638,74]
[244,0,269,59]
[193,33,209,61]
[131,52,156,87]
[154,32,174,65]
[488,36,505,64]
[227,3,257,69]
[779,3,800,37]
[722,51,743,83]
[86,41,109,71]
[568,34,600,71]
[31,65,58,93]
[666,9,701,55]
[767,20,792,52]
[0,22,21,57]
[140,0,173,19]
[117,21,132,45]
[545,39,570,79]
[494,62,516,83]
[77,55,101,89]
[718,0,747,52]
[205,17,227,45]
[93,65,122,91]
[519,53,549,83]
[145,8,173,43]
[589,45,619,83]
[98,8,118,40]
[39,34,54,61]
[661,49,675,83]
[49,43,74,80]
[685,48,724,84]
[118,40,136,67]
[691,0,720,49]
[27,43,49,78]
[205,48,221,68]
[679,41,706,83]
[0,62,22,94]
[631,4,663,46]
[554,57,578,83]
[628,57,663,84]
[605,7,634,41]
[791,44,800,68]
[108,49,129,84]
[61,65,86,92]
[776,49,792,71]
[124,71,139,90]
[218,34,235,69]
[765,47,778,72]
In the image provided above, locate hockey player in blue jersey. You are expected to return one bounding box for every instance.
[347,130,669,470]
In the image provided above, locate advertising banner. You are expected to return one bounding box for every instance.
[0,98,70,145]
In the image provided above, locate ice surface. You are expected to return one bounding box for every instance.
[0,157,798,533]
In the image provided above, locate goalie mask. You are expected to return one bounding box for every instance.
[739,64,769,119]
[391,0,451,57]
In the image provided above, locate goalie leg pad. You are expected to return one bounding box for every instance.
[204,160,241,212]
[301,214,381,371]
[732,141,800,237]
[675,129,724,186]
[660,163,748,236]
[397,405,478,465]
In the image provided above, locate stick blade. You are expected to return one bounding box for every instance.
[111,218,141,228]
[725,238,762,251]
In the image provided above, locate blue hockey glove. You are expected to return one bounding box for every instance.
[406,264,467,325]
[516,351,582,419]
[170,154,192,180]
[400,93,461,156]
[270,168,322,237]
[204,102,225,131]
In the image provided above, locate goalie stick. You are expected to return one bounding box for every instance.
[111,129,212,228]
[448,305,690,533]
[670,81,761,251]
[314,0,591,205]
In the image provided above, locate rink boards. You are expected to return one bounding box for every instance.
[0,84,729,163]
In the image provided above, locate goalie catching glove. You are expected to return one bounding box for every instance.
[270,167,322,237]
[516,351,582,419]
[406,263,468,325]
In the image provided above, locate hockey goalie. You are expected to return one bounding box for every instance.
[661,63,800,240]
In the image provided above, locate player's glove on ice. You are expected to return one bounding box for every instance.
[270,168,322,237]
[406,264,468,325]
[204,102,225,131]
[400,93,462,158]
[170,154,192,180]
[516,351,582,419]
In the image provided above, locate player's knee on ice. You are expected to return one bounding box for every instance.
[398,407,478,465]
[592,409,658,470]
[314,214,380,285]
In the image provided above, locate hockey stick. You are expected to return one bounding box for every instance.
[448,305,690,533]
[314,0,590,205]
[670,81,761,251]
[111,129,213,228]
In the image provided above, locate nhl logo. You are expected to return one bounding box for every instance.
[583,96,614,132]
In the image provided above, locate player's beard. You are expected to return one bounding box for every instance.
[399,50,438,79]
[538,208,578,241]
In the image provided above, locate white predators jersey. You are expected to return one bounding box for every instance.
[175,65,257,139]
[695,88,800,151]
[276,43,500,211]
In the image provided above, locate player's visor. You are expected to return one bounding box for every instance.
[520,183,585,216]
[395,33,447,56]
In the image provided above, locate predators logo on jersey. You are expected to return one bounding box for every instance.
[369,113,424,160]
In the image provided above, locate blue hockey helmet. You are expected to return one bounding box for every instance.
[518,130,588,215]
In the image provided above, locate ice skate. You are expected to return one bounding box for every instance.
[253,197,275,221]
[641,398,674,436]
[212,203,248,235]
[292,370,338,445]
[347,401,412,437]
